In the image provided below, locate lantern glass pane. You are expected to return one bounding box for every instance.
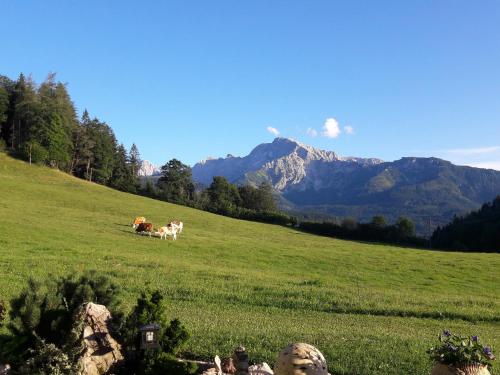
[146,331,154,342]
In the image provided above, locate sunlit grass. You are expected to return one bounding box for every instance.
[0,153,498,375]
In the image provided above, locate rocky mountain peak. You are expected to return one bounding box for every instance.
[138,160,161,177]
[191,137,378,189]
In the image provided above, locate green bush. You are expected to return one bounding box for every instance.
[4,272,123,370]
[17,340,78,375]
[142,352,197,375]
[8,272,122,348]
[120,290,195,375]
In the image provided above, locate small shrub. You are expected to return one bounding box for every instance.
[17,339,79,375]
[142,352,197,375]
[120,290,194,375]
[0,138,6,152]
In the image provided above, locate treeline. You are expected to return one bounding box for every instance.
[299,215,427,247]
[431,196,500,252]
[0,73,141,193]
[142,159,295,225]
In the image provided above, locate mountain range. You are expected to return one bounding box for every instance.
[190,137,500,234]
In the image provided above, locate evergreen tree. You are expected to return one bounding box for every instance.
[238,182,276,212]
[371,215,388,229]
[129,143,141,177]
[238,184,259,210]
[157,159,195,204]
[70,110,95,177]
[13,73,41,150]
[110,144,136,193]
[0,75,16,147]
[86,117,118,184]
[0,86,8,126]
[256,181,276,211]
[396,216,416,238]
[206,176,241,213]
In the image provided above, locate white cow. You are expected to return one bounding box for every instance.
[170,220,184,234]
[156,225,177,240]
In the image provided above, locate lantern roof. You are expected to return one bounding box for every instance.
[139,323,161,331]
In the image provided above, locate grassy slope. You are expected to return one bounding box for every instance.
[0,153,498,375]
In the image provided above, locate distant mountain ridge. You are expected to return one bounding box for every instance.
[192,137,500,233]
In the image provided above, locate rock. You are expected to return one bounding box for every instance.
[222,357,237,374]
[76,302,124,375]
[249,362,273,375]
[431,363,491,375]
[274,343,328,375]
[214,355,222,374]
[0,364,10,375]
[202,368,219,375]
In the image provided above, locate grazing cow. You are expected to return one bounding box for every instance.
[169,220,184,234]
[132,216,146,229]
[156,225,177,240]
[136,222,153,237]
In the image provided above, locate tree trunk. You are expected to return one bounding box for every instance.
[10,119,14,149]
[86,159,91,180]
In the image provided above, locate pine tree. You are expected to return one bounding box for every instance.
[110,144,136,193]
[206,176,241,213]
[129,143,141,177]
[13,73,41,150]
[157,159,195,204]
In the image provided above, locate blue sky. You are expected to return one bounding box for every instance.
[1,0,499,169]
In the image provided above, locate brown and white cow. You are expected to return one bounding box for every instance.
[132,216,146,229]
[156,225,177,240]
[135,222,153,237]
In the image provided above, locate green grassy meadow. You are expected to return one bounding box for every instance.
[0,153,499,375]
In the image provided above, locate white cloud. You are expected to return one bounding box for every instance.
[266,126,280,136]
[306,127,318,137]
[467,161,500,171]
[344,125,354,135]
[322,118,341,138]
[442,146,500,156]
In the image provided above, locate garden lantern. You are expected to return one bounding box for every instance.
[139,323,160,349]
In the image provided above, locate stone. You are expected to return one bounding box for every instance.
[249,362,273,375]
[76,302,124,375]
[214,355,222,374]
[222,357,237,374]
[431,363,491,375]
[274,343,328,375]
[202,369,219,375]
[0,364,10,375]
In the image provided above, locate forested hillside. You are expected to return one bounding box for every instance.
[0,73,141,193]
[432,196,500,252]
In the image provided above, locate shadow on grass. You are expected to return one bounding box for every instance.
[114,223,131,228]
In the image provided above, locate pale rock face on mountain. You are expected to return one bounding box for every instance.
[192,137,382,191]
[138,160,161,176]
